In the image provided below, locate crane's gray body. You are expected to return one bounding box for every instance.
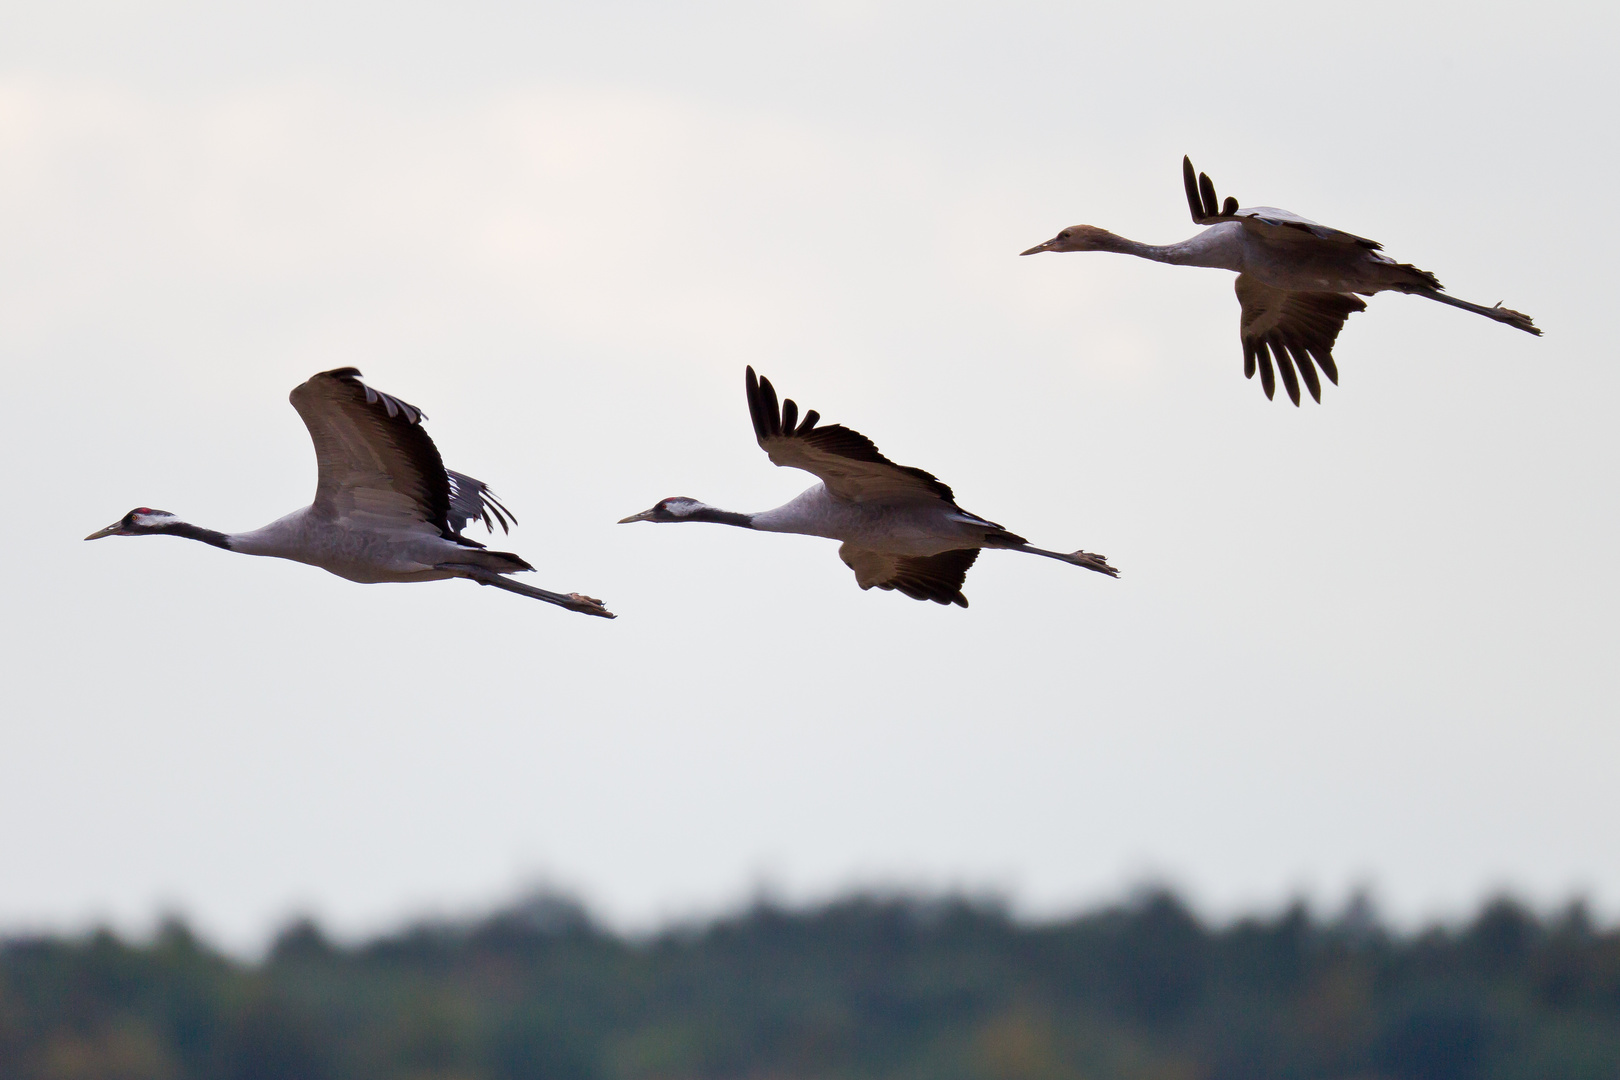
[749,484,1006,558]
[228,507,519,584]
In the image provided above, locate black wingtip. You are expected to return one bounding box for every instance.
[1256,342,1277,400]
[746,367,771,442]
[753,370,782,440]
[1288,342,1322,403]
[1198,171,1218,220]
[1316,349,1340,385]
[1273,344,1302,406]
[1182,156,1202,223]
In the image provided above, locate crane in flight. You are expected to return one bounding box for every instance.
[618,368,1118,607]
[1021,157,1539,404]
[86,367,614,617]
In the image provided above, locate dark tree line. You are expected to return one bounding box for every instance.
[3,889,1617,1080]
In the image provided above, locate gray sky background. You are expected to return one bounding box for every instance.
[2,1,1615,953]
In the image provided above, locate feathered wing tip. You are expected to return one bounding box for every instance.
[839,546,977,608]
[480,489,517,531]
[318,367,428,424]
[878,548,978,607]
[746,366,819,442]
[744,366,958,503]
[1236,281,1365,405]
[447,470,518,535]
[1183,156,1239,224]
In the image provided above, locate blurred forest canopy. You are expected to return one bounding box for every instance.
[2,888,1618,1080]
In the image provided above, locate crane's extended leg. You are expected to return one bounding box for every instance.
[1412,288,1540,335]
[440,563,616,618]
[1006,545,1120,578]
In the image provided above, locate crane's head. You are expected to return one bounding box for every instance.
[84,508,180,539]
[618,497,709,524]
[1020,225,1119,255]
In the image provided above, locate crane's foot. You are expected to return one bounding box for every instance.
[1067,550,1121,578]
[1490,302,1541,336]
[567,593,616,618]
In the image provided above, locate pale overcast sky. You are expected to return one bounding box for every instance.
[2,1,1615,952]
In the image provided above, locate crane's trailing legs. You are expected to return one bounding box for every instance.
[1403,287,1540,334]
[998,544,1120,577]
[441,564,615,618]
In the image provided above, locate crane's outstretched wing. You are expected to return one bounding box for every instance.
[290,368,460,537]
[447,470,517,536]
[838,545,978,607]
[1234,276,1366,405]
[746,367,957,505]
[1182,156,1381,249]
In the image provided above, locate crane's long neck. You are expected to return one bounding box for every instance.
[1089,227,1242,271]
[154,520,235,550]
[683,507,757,528]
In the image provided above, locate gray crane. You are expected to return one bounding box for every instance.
[618,368,1118,607]
[86,367,613,617]
[1021,156,1540,404]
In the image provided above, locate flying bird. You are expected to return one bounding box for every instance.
[618,368,1118,607]
[1021,156,1540,405]
[86,367,614,618]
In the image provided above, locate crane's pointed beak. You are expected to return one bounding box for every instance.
[84,523,123,540]
[1020,238,1056,256]
[617,509,656,524]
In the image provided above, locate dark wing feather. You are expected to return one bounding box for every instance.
[1183,155,1210,222]
[838,545,978,608]
[289,367,455,535]
[1235,276,1365,405]
[1183,156,1381,247]
[446,470,517,536]
[745,367,956,504]
[1184,155,1232,224]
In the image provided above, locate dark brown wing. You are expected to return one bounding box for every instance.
[746,367,957,505]
[1184,156,1381,248]
[1235,276,1366,405]
[289,367,454,535]
[838,545,978,607]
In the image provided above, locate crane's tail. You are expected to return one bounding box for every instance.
[1410,288,1541,336]
[439,563,616,618]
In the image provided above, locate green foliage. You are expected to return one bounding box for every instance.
[2,890,1617,1080]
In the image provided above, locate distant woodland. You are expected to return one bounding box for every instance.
[2,889,1617,1080]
